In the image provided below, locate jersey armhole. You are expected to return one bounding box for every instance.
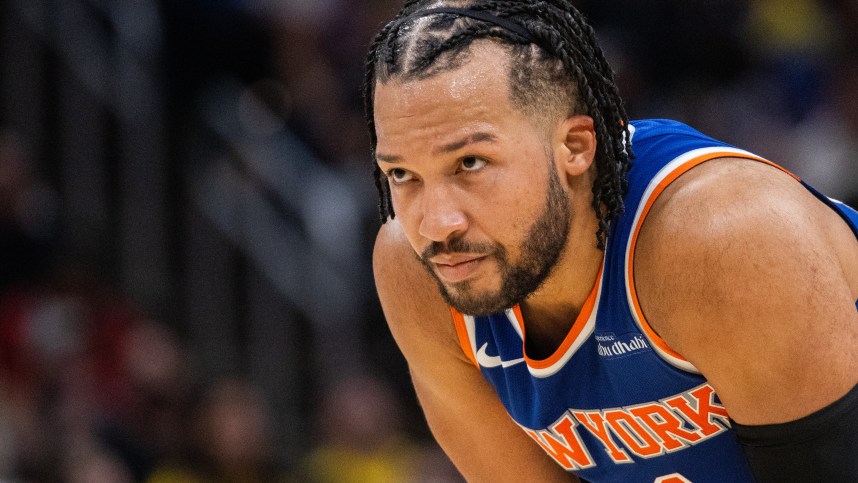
[624,148,799,374]
[450,308,479,368]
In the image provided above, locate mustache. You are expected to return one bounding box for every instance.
[421,237,497,261]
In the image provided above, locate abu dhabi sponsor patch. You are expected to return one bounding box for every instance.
[596,332,652,359]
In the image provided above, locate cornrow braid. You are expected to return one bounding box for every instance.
[364,0,633,249]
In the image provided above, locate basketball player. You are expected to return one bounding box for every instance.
[365,2,858,481]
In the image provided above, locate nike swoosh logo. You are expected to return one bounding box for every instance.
[476,342,525,369]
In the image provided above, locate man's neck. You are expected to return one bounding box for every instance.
[518,222,604,360]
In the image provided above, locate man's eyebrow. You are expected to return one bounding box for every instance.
[376,132,499,164]
[375,152,402,163]
[435,132,498,154]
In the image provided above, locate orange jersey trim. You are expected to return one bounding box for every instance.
[450,307,478,368]
[518,264,604,370]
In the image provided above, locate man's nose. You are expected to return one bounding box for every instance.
[418,184,468,243]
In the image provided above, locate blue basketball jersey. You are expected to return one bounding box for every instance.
[450,119,858,482]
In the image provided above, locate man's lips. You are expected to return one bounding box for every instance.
[429,254,487,283]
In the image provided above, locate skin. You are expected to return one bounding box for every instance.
[372,40,858,480]
[634,159,858,424]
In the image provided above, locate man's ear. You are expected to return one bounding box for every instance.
[555,115,597,177]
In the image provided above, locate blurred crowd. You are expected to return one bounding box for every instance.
[2,0,857,481]
[0,147,459,481]
[259,0,858,203]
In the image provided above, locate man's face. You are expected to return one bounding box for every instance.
[374,42,573,315]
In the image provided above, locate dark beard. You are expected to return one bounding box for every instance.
[420,165,571,316]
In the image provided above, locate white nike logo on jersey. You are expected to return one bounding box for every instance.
[476,342,525,368]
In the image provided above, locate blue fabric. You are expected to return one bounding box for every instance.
[467,119,858,482]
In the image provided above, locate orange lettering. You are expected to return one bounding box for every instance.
[629,402,702,451]
[605,409,662,458]
[664,384,729,438]
[573,410,632,463]
[526,416,595,470]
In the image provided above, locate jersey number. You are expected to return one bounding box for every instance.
[655,474,692,483]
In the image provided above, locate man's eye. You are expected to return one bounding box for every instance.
[387,168,414,183]
[460,156,487,172]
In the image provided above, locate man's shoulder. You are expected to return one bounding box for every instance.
[633,156,858,424]
[635,157,814,280]
[373,219,410,269]
[641,157,807,245]
[632,155,844,325]
[373,220,469,367]
[630,156,830,342]
[373,220,432,298]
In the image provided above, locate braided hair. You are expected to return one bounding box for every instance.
[364,0,632,249]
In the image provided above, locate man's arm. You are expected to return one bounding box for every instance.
[635,158,858,478]
[374,221,577,482]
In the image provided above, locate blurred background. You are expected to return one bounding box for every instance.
[0,0,856,481]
